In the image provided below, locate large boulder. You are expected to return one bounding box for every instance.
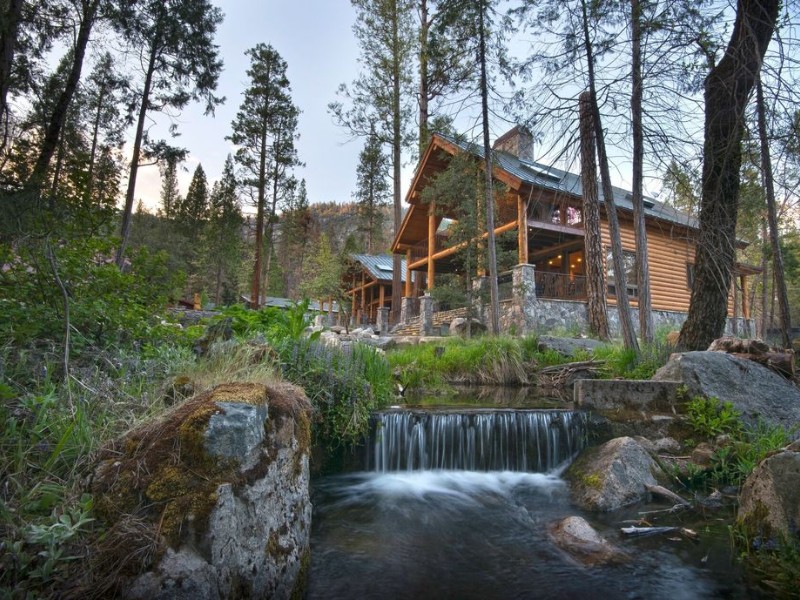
[89,383,313,600]
[653,351,800,429]
[449,317,487,337]
[547,516,628,566]
[738,445,800,543]
[538,335,605,358]
[566,437,659,511]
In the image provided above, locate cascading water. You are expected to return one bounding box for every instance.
[368,409,587,472]
[309,402,750,599]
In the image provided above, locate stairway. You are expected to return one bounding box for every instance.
[391,306,472,336]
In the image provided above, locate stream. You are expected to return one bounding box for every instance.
[307,390,758,599]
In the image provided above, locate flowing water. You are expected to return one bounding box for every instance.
[308,397,756,600]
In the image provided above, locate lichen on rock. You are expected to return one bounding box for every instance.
[86,382,313,599]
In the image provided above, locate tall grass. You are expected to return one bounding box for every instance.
[0,341,196,597]
[389,335,547,388]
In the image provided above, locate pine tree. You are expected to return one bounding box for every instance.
[178,163,210,234]
[354,122,390,253]
[228,43,298,308]
[330,0,416,322]
[113,0,224,267]
[205,155,243,304]
[159,157,181,220]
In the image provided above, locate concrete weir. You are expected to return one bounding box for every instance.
[574,379,685,412]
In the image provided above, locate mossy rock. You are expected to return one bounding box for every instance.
[89,381,312,589]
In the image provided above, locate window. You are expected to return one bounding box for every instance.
[606,249,638,298]
[686,263,694,290]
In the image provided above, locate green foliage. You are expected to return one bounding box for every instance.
[687,397,743,439]
[212,301,392,445]
[0,236,183,354]
[0,338,195,596]
[215,300,315,341]
[676,399,793,492]
[592,339,672,379]
[729,523,800,597]
[389,335,573,387]
[278,337,393,447]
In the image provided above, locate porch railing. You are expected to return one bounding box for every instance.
[535,272,587,300]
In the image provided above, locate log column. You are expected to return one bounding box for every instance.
[517,194,528,264]
[404,250,412,297]
[427,202,436,290]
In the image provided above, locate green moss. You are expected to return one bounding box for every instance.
[582,473,603,490]
[91,381,312,578]
[290,546,311,600]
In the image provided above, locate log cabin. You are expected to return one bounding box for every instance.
[389,127,757,336]
[343,253,407,329]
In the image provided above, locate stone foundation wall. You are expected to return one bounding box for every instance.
[499,298,754,338]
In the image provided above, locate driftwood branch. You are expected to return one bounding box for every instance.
[538,360,606,388]
[621,526,698,540]
[646,484,690,506]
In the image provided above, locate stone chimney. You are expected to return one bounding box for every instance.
[493,125,534,162]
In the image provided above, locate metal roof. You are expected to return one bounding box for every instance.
[438,133,698,232]
[349,253,407,283]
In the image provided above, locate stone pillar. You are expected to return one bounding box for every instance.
[400,297,414,325]
[420,293,434,336]
[511,263,537,334]
[376,307,390,335]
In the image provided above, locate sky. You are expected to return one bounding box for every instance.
[136,0,367,210]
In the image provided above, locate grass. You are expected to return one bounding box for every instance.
[388,335,539,388]
[387,334,677,391]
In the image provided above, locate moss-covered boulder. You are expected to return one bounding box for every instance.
[87,382,313,600]
[738,445,800,544]
[565,437,659,512]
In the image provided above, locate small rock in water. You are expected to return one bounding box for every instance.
[548,516,628,566]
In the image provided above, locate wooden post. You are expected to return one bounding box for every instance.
[741,274,749,319]
[379,283,385,307]
[404,249,412,297]
[427,201,436,290]
[517,194,528,264]
[360,273,366,323]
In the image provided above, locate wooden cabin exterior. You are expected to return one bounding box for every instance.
[343,254,407,325]
[391,128,754,331]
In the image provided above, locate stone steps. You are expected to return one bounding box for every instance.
[391,306,472,336]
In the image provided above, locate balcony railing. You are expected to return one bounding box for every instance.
[535,272,587,300]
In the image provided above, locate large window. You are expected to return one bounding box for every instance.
[606,249,638,298]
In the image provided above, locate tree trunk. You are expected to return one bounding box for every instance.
[418,0,429,155]
[630,0,653,344]
[0,0,23,151]
[678,0,779,350]
[27,0,99,192]
[579,92,609,340]
[116,36,159,267]
[263,123,285,298]
[478,0,500,335]
[760,219,768,338]
[580,0,638,352]
[391,0,403,325]
[756,77,791,348]
[251,110,270,309]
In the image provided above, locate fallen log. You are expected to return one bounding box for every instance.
[729,351,795,379]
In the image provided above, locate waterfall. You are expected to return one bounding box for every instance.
[368,409,588,472]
